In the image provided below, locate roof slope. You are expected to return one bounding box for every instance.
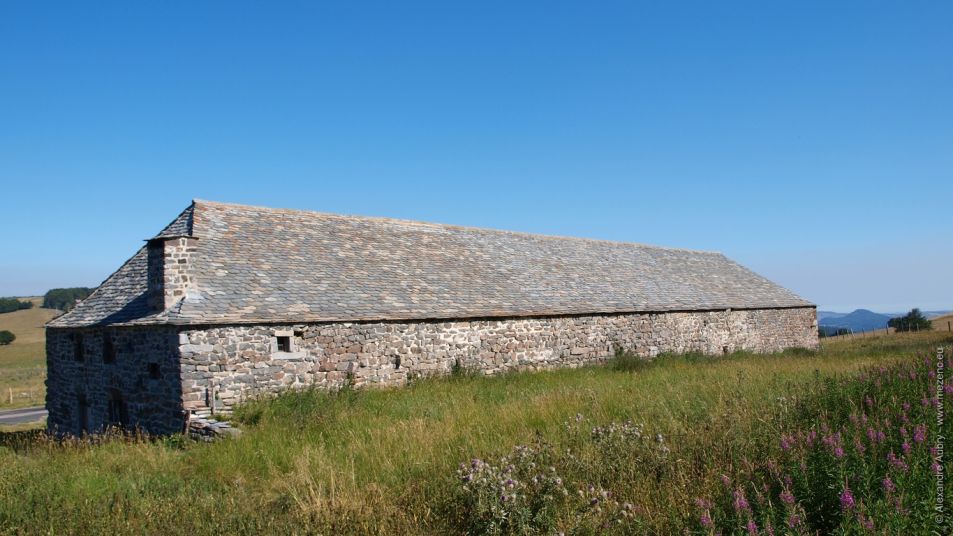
[50,200,813,327]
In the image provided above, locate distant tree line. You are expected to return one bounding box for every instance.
[0,297,33,314]
[42,288,94,312]
[818,326,851,338]
[888,308,932,332]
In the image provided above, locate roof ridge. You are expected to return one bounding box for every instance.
[191,198,723,255]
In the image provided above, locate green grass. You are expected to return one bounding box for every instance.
[0,298,56,409]
[0,331,949,534]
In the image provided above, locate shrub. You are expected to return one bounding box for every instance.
[888,308,933,332]
[0,298,32,314]
[0,331,14,345]
[42,287,93,312]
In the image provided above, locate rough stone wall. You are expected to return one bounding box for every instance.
[46,326,185,436]
[179,307,817,416]
[147,236,198,311]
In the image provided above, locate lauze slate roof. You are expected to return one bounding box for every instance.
[49,200,813,328]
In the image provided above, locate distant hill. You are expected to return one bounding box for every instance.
[932,313,953,331]
[818,309,892,333]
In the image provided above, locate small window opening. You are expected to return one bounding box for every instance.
[73,334,85,362]
[107,389,128,428]
[103,334,116,364]
[276,336,291,353]
[293,330,304,338]
[393,355,401,369]
[148,362,161,379]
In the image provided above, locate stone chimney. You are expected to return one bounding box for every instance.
[147,236,199,312]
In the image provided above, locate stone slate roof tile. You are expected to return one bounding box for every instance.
[49,200,812,328]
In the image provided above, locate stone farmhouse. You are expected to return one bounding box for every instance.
[46,200,817,435]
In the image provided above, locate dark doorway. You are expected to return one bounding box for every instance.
[106,389,128,429]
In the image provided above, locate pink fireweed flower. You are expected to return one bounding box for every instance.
[899,426,908,438]
[865,396,873,407]
[866,427,877,443]
[779,489,795,506]
[854,439,866,454]
[721,474,731,487]
[902,402,911,412]
[699,513,713,528]
[840,488,855,511]
[787,514,802,528]
[858,513,874,530]
[882,477,895,493]
[834,446,845,458]
[746,519,758,534]
[887,452,910,472]
[694,498,712,509]
[877,430,886,443]
[780,435,793,451]
[733,489,751,513]
[901,441,912,455]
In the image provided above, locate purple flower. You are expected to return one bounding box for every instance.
[882,477,895,493]
[834,446,845,458]
[780,435,793,451]
[787,514,801,528]
[840,488,855,511]
[721,474,731,487]
[695,498,713,509]
[859,513,874,530]
[914,424,927,443]
[854,439,866,454]
[733,489,751,513]
[699,513,713,528]
[746,519,759,534]
[779,489,795,506]
[902,441,912,455]
[865,396,873,408]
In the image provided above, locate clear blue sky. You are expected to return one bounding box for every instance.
[1,2,950,312]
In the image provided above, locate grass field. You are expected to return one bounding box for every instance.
[932,313,953,332]
[0,298,56,410]
[0,330,949,534]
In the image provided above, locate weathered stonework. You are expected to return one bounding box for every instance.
[45,200,820,437]
[178,307,817,416]
[46,307,815,435]
[46,326,184,435]
[147,236,198,311]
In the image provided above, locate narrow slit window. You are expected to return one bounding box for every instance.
[73,334,85,362]
[103,334,116,364]
[276,336,291,353]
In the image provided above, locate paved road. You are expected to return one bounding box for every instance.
[0,406,47,425]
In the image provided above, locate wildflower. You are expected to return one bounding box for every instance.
[854,439,866,454]
[787,514,802,528]
[694,498,712,509]
[780,435,793,451]
[858,513,874,530]
[779,489,795,506]
[914,424,927,443]
[901,441,911,455]
[834,446,845,458]
[840,488,855,511]
[721,474,731,487]
[746,519,759,534]
[865,396,873,408]
[733,489,751,513]
[699,513,713,528]
[882,477,895,493]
